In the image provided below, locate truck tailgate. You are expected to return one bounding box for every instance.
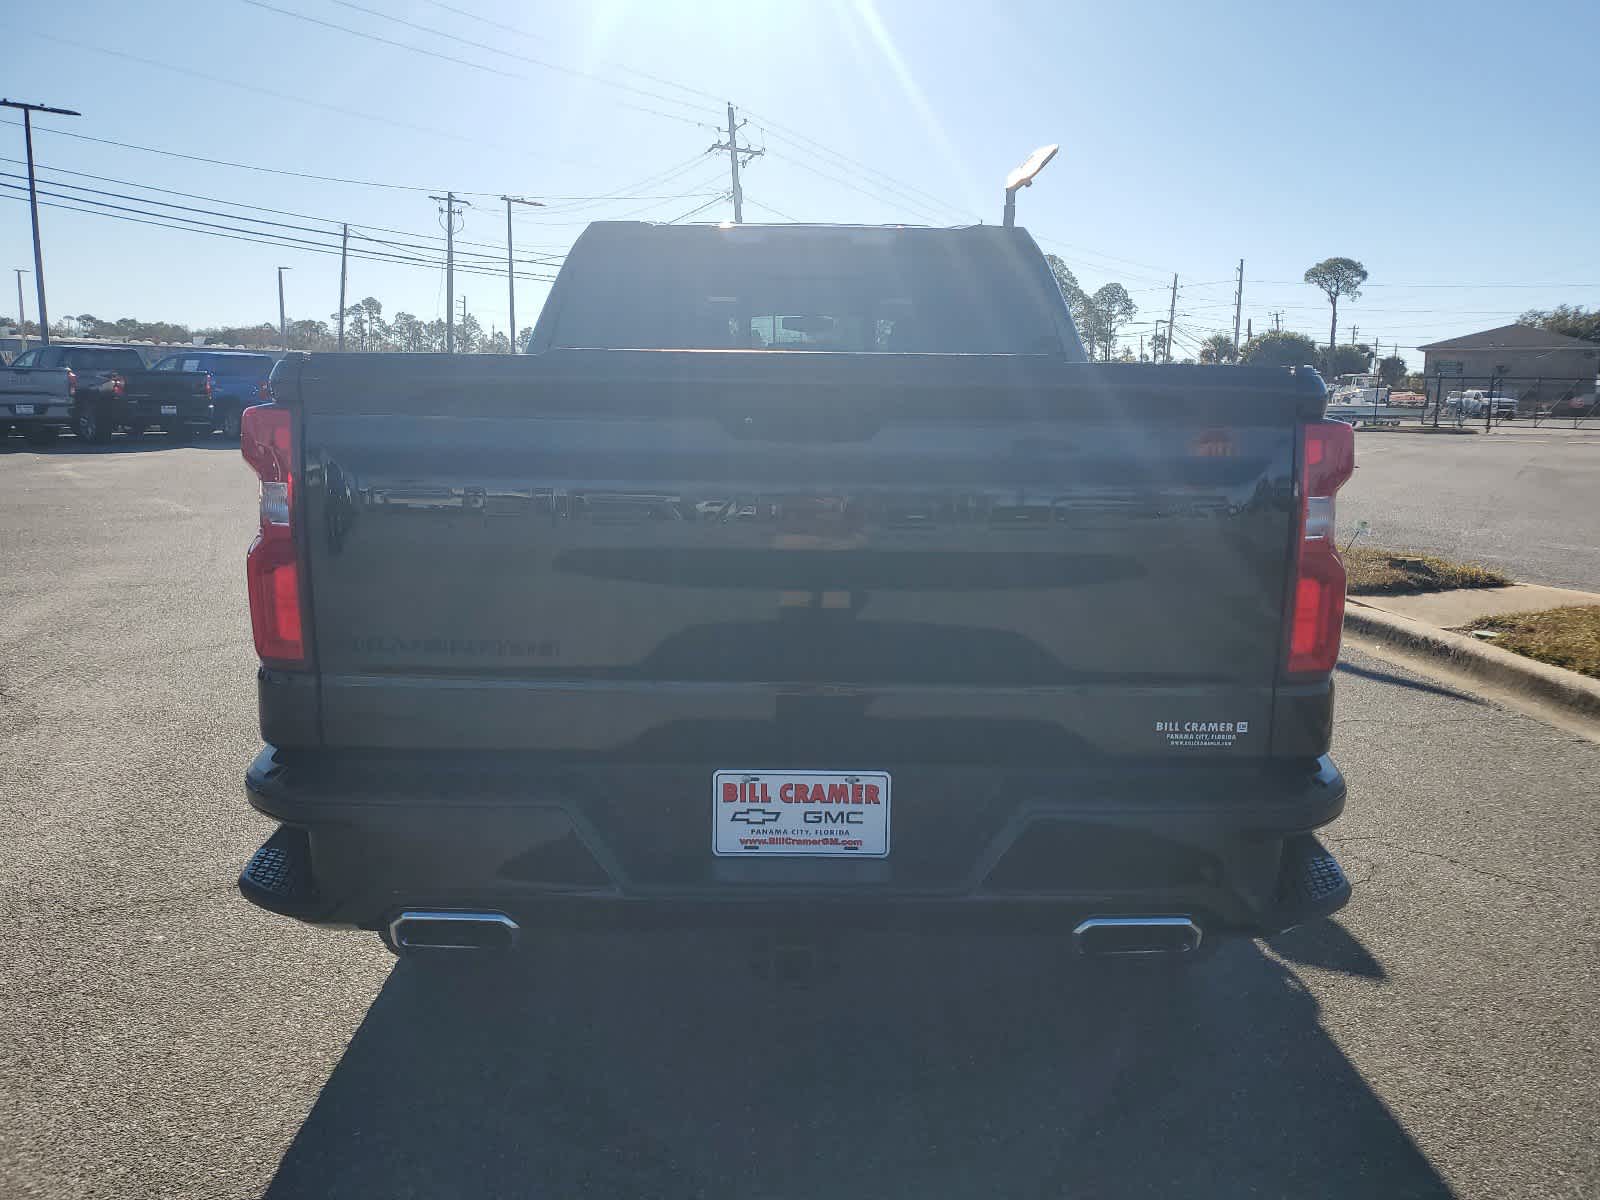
[286,352,1323,760]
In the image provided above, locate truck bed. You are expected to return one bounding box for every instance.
[120,369,214,431]
[263,350,1330,764]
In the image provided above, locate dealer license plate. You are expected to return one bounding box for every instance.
[712,770,891,857]
[160,405,178,415]
[14,404,34,416]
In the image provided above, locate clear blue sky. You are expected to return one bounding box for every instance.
[3,0,1596,366]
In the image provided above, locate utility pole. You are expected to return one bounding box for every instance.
[3,99,81,346]
[337,224,348,351]
[1246,317,1253,345]
[1138,332,1144,362]
[13,269,28,350]
[500,196,544,352]
[429,192,470,352]
[277,266,291,348]
[1231,258,1244,353]
[1271,310,1283,332]
[711,102,763,223]
[1165,274,1178,363]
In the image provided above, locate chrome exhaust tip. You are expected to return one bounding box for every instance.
[388,910,519,953]
[1073,916,1202,957]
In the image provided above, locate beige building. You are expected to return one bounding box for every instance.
[1418,324,1598,411]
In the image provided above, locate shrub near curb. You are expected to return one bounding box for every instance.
[1343,603,1600,724]
[1464,606,1600,679]
[1344,547,1509,596]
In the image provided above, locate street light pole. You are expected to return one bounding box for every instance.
[2,99,82,347]
[1001,143,1059,229]
[13,269,29,350]
[277,266,291,348]
[499,195,544,352]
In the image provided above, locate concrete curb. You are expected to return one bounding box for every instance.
[1356,425,1478,436]
[1344,601,1600,723]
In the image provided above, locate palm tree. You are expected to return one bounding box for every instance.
[1199,333,1239,364]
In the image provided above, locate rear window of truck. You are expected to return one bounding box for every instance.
[550,228,1067,354]
[203,355,272,376]
[57,349,146,371]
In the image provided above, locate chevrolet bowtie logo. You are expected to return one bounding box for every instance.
[730,808,783,825]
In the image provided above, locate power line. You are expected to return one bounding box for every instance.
[0,186,553,282]
[762,146,948,225]
[0,121,719,237]
[0,169,559,270]
[743,196,804,223]
[1035,238,1195,285]
[1233,277,1600,289]
[4,148,713,258]
[415,0,727,106]
[326,0,722,121]
[741,108,973,223]
[392,0,988,235]
[510,170,733,226]
[665,194,732,224]
[239,0,719,129]
[511,153,720,217]
[13,28,587,172]
[0,117,454,194]
[10,34,1188,286]
[1125,277,1235,294]
[749,97,1224,289]
[26,158,566,263]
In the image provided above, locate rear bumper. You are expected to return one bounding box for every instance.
[127,399,214,426]
[3,402,71,425]
[241,747,1349,938]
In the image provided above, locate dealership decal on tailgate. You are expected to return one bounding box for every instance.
[713,770,891,857]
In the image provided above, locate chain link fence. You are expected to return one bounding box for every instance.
[1327,374,1599,429]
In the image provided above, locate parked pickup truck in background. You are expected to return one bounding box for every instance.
[237,220,1355,969]
[1446,389,1518,420]
[10,344,148,443]
[0,356,75,444]
[121,362,215,440]
[147,349,275,438]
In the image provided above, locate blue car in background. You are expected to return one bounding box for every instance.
[149,350,275,438]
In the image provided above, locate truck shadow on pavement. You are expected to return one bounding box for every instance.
[265,928,1451,1199]
[1337,659,1485,704]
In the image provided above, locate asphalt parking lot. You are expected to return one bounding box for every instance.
[1339,424,1600,590]
[2,437,1598,1199]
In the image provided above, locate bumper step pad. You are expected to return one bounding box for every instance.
[1261,834,1352,934]
[238,826,322,918]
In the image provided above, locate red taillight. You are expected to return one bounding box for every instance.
[204,372,213,399]
[1285,420,1356,677]
[66,369,76,397]
[110,374,126,398]
[241,404,306,667]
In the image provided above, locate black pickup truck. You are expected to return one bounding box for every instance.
[119,361,216,440]
[238,221,1354,965]
[7,344,148,443]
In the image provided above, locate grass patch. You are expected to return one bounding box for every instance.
[1344,546,1510,595]
[1463,606,1600,679]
